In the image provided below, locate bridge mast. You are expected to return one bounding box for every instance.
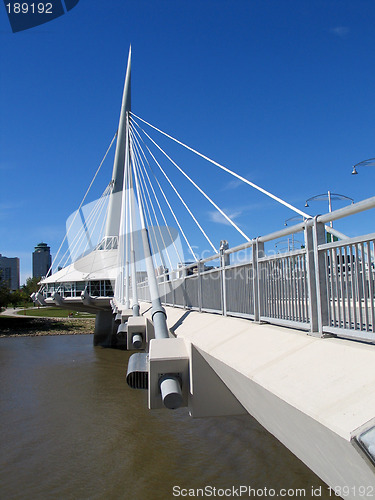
[105,46,131,239]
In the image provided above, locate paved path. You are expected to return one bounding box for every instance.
[0,307,44,318]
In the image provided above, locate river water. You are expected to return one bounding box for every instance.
[0,334,330,499]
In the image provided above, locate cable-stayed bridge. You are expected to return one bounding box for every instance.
[32,48,375,497]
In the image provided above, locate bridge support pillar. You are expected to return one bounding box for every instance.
[94,310,115,346]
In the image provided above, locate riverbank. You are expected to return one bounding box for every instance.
[0,315,95,337]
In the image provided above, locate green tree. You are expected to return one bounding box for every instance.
[9,289,28,307]
[0,271,11,309]
[22,277,41,297]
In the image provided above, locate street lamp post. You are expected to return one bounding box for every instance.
[284,215,305,227]
[304,191,354,228]
[283,216,305,251]
[351,157,375,175]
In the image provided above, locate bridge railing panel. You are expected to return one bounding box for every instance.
[173,278,186,308]
[258,249,310,329]
[201,268,222,313]
[137,282,151,302]
[185,275,199,309]
[121,197,375,344]
[224,263,254,318]
[319,234,375,341]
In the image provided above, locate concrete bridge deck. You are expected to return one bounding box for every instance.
[141,304,375,495]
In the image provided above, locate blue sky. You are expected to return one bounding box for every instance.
[1,1,375,284]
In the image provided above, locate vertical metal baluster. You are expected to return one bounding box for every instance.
[338,246,346,329]
[273,259,278,319]
[198,261,202,313]
[274,259,279,319]
[270,260,275,319]
[333,247,341,328]
[295,255,301,322]
[265,261,269,318]
[368,241,375,332]
[298,255,304,322]
[343,245,351,330]
[289,256,294,321]
[302,253,308,323]
[294,255,302,321]
[367,241,375,331]
[279,258,284,319]
[287,257,294,321]
[290,256,295,321]
[328,248,334,326]
[268,260,272,319]
[261,260,266,318]
[324,250,331,327]
[350,245,357,330]
[286,256,290,320]
[280,258,284,319]
[305,252,309,323]
[272,260,277,319]
[260,261,265,318]
[272,260,275,319]
[251,264,254,314]
[250,263,254,316]
[283,257,288,319]
[354,244,363,330]
[295,255,300,322]
[286,257,290,320]
[349,244,355,329]
[172,271,175,307]
[360,242,369,332]
[283,257,288,320]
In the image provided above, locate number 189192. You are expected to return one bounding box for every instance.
[6,3,53,14]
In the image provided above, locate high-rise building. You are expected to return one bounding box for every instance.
[32,242,52,279]
[0,254,20,290]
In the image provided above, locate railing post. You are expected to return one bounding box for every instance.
[183,266,187,310]
[305,219,329,336]
[253,238,264,322]
[305,224,318,332]
[172,270,176,307]
[197,260,202,313]
[313,219,329,335]
[220,241,229,316]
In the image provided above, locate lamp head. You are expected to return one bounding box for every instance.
[305,202,309,207]
[352,166,358,175]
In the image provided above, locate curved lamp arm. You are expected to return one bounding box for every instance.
[352,157,375,175]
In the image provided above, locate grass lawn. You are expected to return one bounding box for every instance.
[16,307,96,318]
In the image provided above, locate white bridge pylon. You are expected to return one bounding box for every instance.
[36,47,343,336]
[30,48,375,493]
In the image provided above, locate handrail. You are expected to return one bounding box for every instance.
[316,196,375,224]
[318,232,375,251]
[140,196,375,279]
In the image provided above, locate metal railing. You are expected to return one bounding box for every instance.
[319,234,375,340]
[135,196,375,344]
[259,248,309,329]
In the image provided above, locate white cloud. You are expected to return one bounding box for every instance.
[221,171,258,191]
[0,202,24,219]
[330,26,349,37]
[223,178,244,190]
[208,209,243,226]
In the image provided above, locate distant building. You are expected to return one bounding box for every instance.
[32,242,52,279]
[0,254,20,290]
